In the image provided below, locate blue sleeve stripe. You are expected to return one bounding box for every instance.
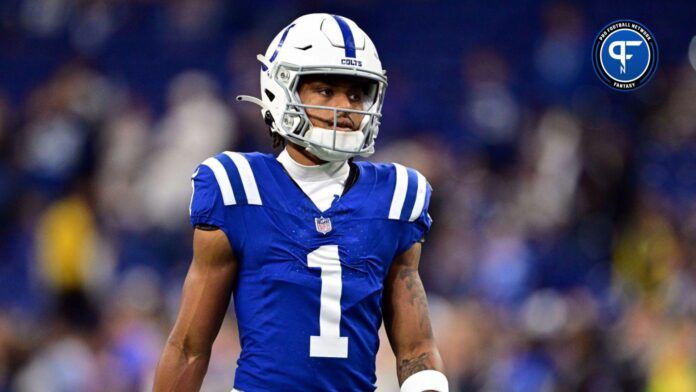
[202,157,236,205]
[408,171,427,222]
[388,163,409,220]
[217,153,247,205]
[399,169,419,221]
[331,15,356,58]
[224,152,263,205]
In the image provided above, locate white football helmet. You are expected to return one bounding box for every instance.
[237,13,388,161]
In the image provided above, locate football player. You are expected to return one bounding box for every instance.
[154,13,447,392]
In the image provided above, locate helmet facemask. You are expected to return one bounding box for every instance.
[270,62,386,161]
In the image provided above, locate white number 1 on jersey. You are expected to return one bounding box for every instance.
[307,245,348,358]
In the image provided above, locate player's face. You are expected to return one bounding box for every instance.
[297,75,369,132]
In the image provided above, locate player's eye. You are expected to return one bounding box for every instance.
[348,91,363,102]
[317,87,333,97]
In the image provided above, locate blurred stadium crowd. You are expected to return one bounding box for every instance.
[1,0,696,391]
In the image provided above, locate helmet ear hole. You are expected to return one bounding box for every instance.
[264,89,275,101]
[264,111,275,127]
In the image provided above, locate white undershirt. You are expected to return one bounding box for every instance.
[276,149,350,212]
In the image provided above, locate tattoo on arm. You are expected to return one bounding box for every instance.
[398,352,433,384]
[386,243,444,386]
[398,266,434,337]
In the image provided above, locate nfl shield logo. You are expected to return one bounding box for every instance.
[315,216,332,234]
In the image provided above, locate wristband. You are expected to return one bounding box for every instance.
[400,370,448,392]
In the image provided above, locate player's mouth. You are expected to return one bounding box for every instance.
[335,124,354,132]
[310,115,356,131]
[328,118,355,131]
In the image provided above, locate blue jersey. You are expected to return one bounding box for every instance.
[189,151,432,391]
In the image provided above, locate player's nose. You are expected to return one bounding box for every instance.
[330,91,352,109]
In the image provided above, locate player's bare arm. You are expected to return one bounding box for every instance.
[383,242,446,390]
[153,228,237,391]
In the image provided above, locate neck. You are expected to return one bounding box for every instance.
[286,142,328,166]
[277,148,349,183]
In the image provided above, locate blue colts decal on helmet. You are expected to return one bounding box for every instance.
[341,59,363,67]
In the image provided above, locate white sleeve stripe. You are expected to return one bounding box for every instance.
[189,168,199,215]
[189,178,195,215]
[202,157,236,206]
[408,171,427,222]
[388,163,409,220]
[223,152,262,205]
